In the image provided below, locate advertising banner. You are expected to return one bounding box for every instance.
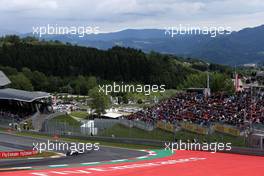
[214,124,240,136]
[157,121,175,133]
[181,122,208,135]
[0,150,38,159]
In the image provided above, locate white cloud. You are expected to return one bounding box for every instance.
[0,0,58,11]
[0,0,263,32]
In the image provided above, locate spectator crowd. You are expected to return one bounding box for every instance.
[0,110,24,123]
[0,100,37,123]
[126,90,264,127]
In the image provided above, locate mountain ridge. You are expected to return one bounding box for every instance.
[18,24,264,65]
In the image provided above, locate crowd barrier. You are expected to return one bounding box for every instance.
[119,118,154,131]
[119,118,133,128]
[153,120,241,136]
[180,122,209,135]
[213,124,241,136]
[156,121,175,133]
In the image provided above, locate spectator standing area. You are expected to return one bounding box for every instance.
[126,91,264,126]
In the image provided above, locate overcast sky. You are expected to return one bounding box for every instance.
[0,0,264,33]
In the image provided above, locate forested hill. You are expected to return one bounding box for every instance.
[0,36,197,89]
[25,25,264,65]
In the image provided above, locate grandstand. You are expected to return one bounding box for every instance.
[125,90,264,149]
[256,71,264,85]
[0,70,52,131]
[126,91,264,126]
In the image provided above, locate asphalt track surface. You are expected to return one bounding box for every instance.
[1,132,264,176]
[0,132,146,168]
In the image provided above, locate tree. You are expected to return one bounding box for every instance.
[180,73,207,89]
[22,67,33,80]
[47,76,62,92]
[87,76,97,91]
[31,71,49,91]
[210,72,235,93]
[73,75,88,95]
[0,37,195,89]
[180,72,235,93]
[9,73,33,91]
[0,66,18,76]
[89,87,110,116]
[3,35,20,44]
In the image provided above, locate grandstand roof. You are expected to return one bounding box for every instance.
[256,72,264,77]
[0,71,11,87]
[102,112,123,119]
[0,88,50,102]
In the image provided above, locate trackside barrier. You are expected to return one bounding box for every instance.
[133,120,154,131]
[0,116,15,128]
[0,150,38,159]
[180,122,209,135]
[213,123,241,136]
[94,119,119,130]
[119,119,133,128]
[119,119,154,131]
[156,121,175,133]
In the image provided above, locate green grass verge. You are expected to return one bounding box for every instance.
[99,124,174,141]
[99,124,246,147]
[0,122,246,149]
[50,114,81,127]
[70,111,89,119]
[36,151,58,157]
[174,130,246,147]
[0,129,159,150]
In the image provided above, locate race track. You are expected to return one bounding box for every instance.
[0,132,146,169]
[1,132,264,176]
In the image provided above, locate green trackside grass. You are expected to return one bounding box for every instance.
[99,124,246,147]
[99,124,174,141]
[35,151,57,157]
[0,129,160,150]
[50,114,81,127]
[174,130,246,147]
[70,111,90,119]
[0,123,246,149]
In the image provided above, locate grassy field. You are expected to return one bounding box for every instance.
[36,151,58,157]
[70,111,89,119]
[6,130,159,150]
[0,122,246,149]
[99,124,174,141]
[50,114,81,127]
